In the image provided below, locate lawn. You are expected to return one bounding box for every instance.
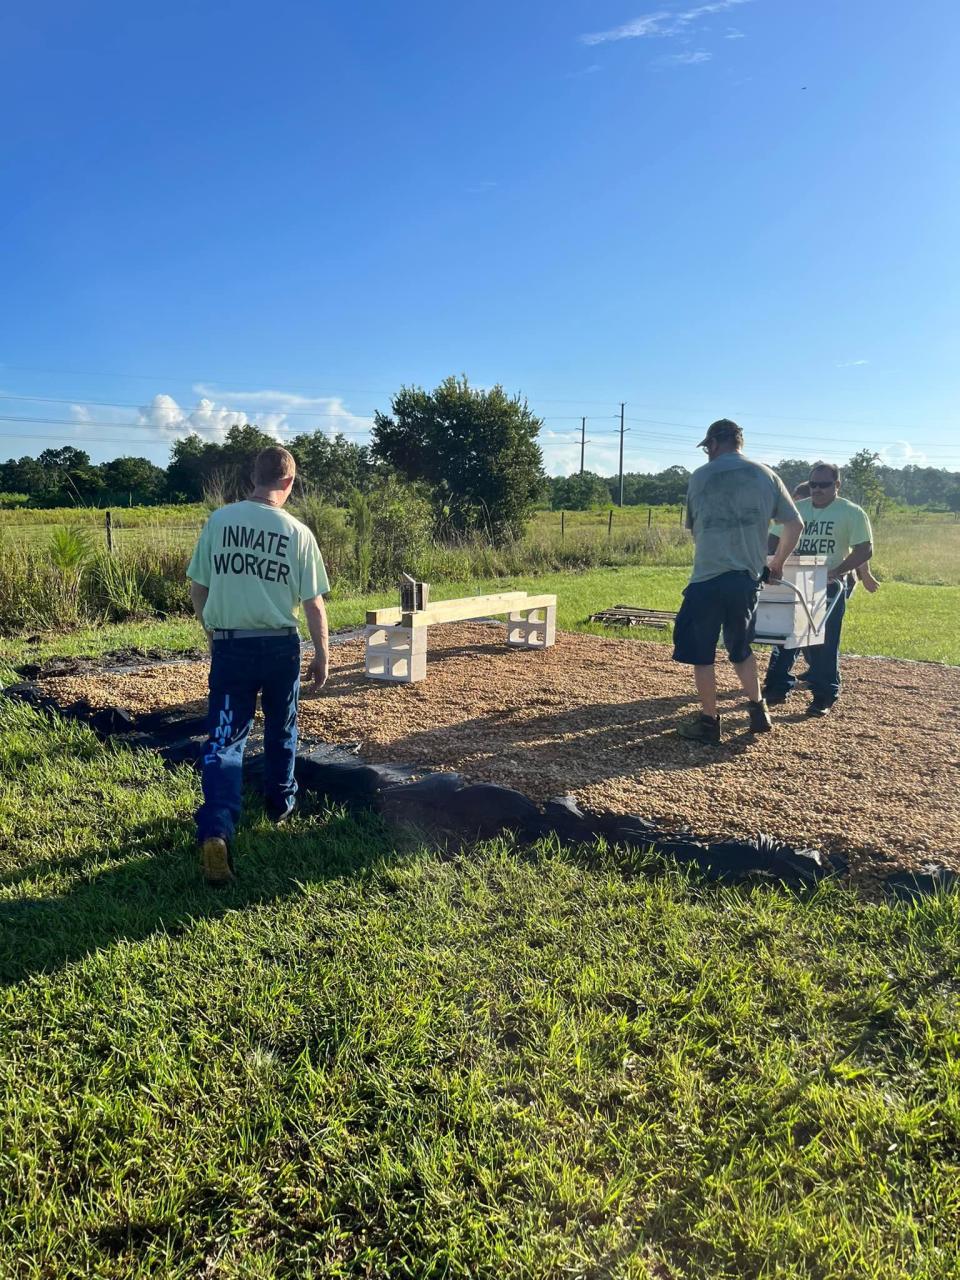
[2,566,957,668]
[1,697,958,1278]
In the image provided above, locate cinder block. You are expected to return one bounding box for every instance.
[365,625,427,683]
[506,605,556,649]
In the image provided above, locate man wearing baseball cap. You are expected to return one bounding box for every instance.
[672,419,804,743]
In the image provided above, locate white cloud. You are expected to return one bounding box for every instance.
[879,440,928,467]
[835,359,870,368]
[581,13,672,45]
[192,385,373,437]
[70,404,92,424]
[137,394,253,443]
[136,388,373,445]
[566,63,602,78]
[581,0,752,45]
[725,26,746,37]
[658,49,713,64]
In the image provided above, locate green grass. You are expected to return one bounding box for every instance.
[869,518,960,587]
[2,566,956,668]
[1,698,958,1278]
[0,502,209,527]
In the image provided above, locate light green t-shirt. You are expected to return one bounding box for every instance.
[186,500,329,630]
[771,496,872,571]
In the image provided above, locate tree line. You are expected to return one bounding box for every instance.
[3,378,958,535]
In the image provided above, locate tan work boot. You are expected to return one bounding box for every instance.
[201,836,234,887]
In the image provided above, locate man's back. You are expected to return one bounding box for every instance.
[686,453,796,583]
[187,499,328,631]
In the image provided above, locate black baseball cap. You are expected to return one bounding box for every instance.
[697,418,743,448]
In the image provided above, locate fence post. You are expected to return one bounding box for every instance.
[607,509,613,539]
[647,506,652,528]
[561,510,565,543]
[679,503,685,526]
[105,510,114,554]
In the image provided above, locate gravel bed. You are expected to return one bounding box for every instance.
[39,624,960,879]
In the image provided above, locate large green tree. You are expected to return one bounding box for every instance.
[99,456,167,505]
[615,465,691,506]
[551,470,610,510]
[773,458,815,494]
[165,424,278,502]
[287,430,374,504]
[371,376,545,542]
[842,449,887,513]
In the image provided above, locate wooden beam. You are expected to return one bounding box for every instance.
[369,591,556,629]
[400,591,529,629]
[511,594,557,611]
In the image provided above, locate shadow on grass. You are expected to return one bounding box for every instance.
[0,800,404,986]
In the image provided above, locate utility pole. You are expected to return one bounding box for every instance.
[579,417,587,475]
[618,402,626,507]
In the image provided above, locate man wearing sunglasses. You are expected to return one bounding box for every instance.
[673,419,803,743]
[763,461,873,716]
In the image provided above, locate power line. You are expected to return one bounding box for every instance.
[1,363,956,434]
[0,394,954,453]
[0,422,376,442]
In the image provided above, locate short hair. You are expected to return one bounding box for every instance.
[810,461,840,483]
[703,418,744,448]
[253,446,296,487]
[793,481,811,499]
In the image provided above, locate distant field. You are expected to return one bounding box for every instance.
[2,503,957,584]
[0,503,208,527]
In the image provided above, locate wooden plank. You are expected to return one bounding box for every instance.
[401,591,529,628]
[512,594,557,611]
[370,591,556,629]
[366,607,403,625]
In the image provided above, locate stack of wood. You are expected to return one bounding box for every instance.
[588,604,676,630]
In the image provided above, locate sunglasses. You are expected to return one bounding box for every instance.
[809,480,835,489]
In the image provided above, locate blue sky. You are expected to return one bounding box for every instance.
[1,0,958,478]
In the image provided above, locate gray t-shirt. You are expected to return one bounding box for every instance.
[685,453,798,583]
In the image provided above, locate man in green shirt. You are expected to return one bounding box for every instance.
[763,461,873,716]
[187,446,330,885]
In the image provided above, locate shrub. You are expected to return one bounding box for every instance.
[292,496,352,585]
[348,491,374,591]
[90,554,150,622]
[369,476,432,587]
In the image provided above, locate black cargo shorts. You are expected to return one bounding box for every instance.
[672,570,761,666]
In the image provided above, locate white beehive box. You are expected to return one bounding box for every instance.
[754,555,830,649]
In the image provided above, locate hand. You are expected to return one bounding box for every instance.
[862,572,880,593]
[767,557,786,581]
[306,655,329,688]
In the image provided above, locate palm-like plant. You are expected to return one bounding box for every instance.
[49,525,97,601]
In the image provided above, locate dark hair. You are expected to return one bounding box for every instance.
[810,461,840,483]
[253,446,296,487]
[793,480,811,499]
